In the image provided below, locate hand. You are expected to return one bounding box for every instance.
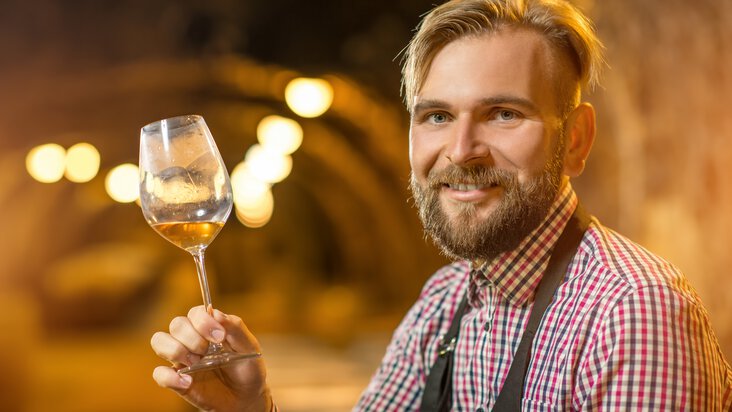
[151,306,272,412]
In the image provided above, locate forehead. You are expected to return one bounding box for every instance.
[416,28,563,113]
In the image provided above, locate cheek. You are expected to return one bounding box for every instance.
[409,130,440,179]
[492,130,554,177]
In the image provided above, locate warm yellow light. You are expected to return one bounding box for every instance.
[105,163,140,203]
[26,143,66,183]
[231,162,271,205]
[244,144,292,184]
[235,187,274,228]
[64,142,101,183]
[285,77,334,118]
[234,186,273,215]
[256,115,303,155]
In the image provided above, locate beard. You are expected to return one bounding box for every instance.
[409,138,565,262]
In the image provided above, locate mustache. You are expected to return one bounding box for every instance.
[425,164,517,189]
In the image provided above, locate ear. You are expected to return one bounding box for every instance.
[562,102,596,177]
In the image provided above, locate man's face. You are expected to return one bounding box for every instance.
[409,28,568,261]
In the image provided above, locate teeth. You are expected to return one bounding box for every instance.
[451,183,485,191]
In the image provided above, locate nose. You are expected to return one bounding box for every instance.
[445,119,491,166]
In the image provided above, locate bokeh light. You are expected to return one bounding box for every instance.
[231,162,271,206]
[256,115,303,155]
[64,143,101,183]
[235,187,274,228]
[285,77,334,118]
[105,163,139,203]
[244,144,293,184]
[26,143,66,183]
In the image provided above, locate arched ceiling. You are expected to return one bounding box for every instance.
[0,56,447,333]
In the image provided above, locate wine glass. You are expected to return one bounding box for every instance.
[139,114,260,374]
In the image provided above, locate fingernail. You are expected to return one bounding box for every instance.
[179,374,192,388]
[211,328,225,342]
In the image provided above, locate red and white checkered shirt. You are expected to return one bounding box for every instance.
[356,183,732,411]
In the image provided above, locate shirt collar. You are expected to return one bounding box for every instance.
[469,181,578,307]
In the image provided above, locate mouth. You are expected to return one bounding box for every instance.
[444,182,499,191]
[438,181,502,204]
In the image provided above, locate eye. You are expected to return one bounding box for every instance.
[496,110,517,121]
[427,112,449,124]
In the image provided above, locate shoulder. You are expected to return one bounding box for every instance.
[579,218,695,299]
[370,261,469,367]
[400,261,470,326]
[569,221,732,407]
[390,261,470,340]
[355,264,471,410]
[564,217,718,339]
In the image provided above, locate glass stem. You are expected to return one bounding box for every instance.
[192,251,223,355]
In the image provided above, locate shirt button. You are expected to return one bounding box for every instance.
[484,322,491,332]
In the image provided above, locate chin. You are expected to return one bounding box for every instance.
[442,199,500,223]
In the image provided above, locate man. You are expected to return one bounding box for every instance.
[150,0,732,410]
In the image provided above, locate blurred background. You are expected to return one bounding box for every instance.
[0,0,730,411]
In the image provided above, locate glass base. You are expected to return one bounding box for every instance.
[179,351,262,375]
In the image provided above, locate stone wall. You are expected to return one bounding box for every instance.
[577,0,732,358]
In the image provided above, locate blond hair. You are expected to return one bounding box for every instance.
[402,0,605,114]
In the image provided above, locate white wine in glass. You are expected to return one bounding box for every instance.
[139,114,260,374]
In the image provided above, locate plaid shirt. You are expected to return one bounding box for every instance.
[355,183,732,411]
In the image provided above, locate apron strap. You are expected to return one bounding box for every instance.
[420,205,590,412]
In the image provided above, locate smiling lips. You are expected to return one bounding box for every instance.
[442,182,501,202]
[446,182,494,191]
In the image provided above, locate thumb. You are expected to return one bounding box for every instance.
[152,366,193,395]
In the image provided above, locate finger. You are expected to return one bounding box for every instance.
[188,305,226,344]
[150,331,202,367]
[169,315,210,355]
[152,365,193,394]
[213,310,262,354]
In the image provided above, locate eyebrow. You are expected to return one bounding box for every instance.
[412,95,539,115]
[479,95,539,113]
[411,99,449,115]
